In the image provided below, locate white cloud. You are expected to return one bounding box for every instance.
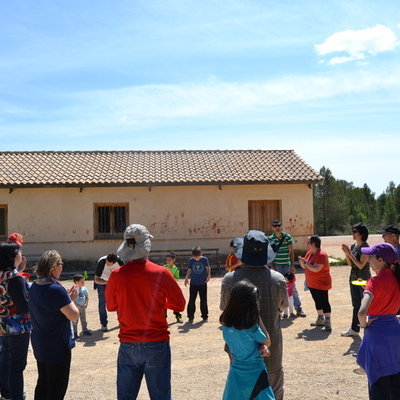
[315,24,398,64]
[329,55,365,65]
[78,69,399,122]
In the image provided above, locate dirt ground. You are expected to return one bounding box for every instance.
[21,235,384,400]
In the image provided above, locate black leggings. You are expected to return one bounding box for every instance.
[369,372,400,400]
[35,349,71,400]
[309,287,331,313]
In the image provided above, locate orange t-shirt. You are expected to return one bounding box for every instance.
[304,249,332,291]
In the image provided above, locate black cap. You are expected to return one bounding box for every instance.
[378,224,400,235]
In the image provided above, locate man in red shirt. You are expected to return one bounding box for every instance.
[106,224,186,400]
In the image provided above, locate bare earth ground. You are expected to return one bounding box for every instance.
[22,235,384,400]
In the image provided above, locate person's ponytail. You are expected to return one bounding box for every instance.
[392,260,400,284]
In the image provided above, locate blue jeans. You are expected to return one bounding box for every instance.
[0,332,30,400]
[117,341,172,400]
[97,284,108,326]
[274,264,302,311]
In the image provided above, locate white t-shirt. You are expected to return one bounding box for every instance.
[100,262,120,281]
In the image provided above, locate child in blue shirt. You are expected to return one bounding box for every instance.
[72,274,91,338]
[184,247,211,323]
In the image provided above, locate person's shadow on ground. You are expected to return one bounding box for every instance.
[77,326,119,347]
[281,317,295,329]
[296,326,332,341]
[342,335,362,356]
[176,320,208,334]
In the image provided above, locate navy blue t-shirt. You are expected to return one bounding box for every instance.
[188,256,210,285]
[29,282,75,363]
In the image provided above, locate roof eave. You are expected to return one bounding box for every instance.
[0,179,323,189]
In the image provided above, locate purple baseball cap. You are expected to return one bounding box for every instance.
[361,243,398,264]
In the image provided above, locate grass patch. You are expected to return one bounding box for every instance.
[329,257,348,266]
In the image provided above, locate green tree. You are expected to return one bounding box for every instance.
[345,183,377,228]
[378,181,400,226]
[314,167,348,235]
[313,169,400,234]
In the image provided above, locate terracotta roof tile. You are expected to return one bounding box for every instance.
[0,150,322,187]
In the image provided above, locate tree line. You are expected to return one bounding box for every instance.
[313,166,400,236]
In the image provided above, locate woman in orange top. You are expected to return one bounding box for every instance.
[298,235,332,331]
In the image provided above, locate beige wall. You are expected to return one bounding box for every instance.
[0,183,314,264]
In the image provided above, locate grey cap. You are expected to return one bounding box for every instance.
[117,224,153,261]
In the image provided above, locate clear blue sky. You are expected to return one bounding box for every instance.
[1,1,399,196]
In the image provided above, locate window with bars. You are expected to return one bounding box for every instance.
[0,205,7,241]
[248,200,281,234]
[94,203,128,239]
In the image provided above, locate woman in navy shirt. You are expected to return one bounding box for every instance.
[29,250,79,400]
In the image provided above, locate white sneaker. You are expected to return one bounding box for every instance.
[341,328,359,337]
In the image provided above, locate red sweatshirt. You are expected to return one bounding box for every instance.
[106,259,186,342]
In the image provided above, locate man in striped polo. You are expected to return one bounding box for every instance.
[269,220,306,318]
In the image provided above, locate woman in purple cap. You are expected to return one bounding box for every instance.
[358,243,400,400]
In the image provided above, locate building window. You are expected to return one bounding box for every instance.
[248,200,281,234]
[94,203,128,239]
[0,205,7,241]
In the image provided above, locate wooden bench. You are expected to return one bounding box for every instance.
[148,248,222,275]
[22,248,223,280]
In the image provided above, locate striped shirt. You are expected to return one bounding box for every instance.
[269,232,293,265]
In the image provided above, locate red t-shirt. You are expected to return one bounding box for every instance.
[304,249,332,291]
[365,268,400,315]
[225,253,239,272]
[105,260,186,342]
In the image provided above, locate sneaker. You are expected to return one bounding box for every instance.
[202,318,208,322]
[289,313,296,318]
[325,321,332,332]
[282,314,288,319]
[341,328,359,337]
[82,330,92,336]
[177,317,183,323]
[296,309,307,318]
[188,319,194,323]
[101,325,108,332]
[310,317,325,326]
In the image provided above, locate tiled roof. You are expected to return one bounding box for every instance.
[0,150,322,187]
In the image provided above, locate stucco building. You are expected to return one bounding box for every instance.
[0,150,322,270]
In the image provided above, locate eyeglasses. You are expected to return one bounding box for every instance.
[272,224,281,228]
[352,230,358,234]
